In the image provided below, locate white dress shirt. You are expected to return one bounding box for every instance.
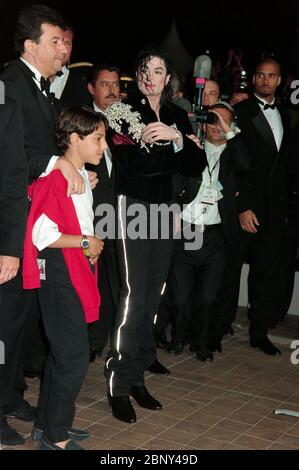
[20,57,60,175]
[181,141,226,226]
[50,65,70,99]
[254,93,283,150]
[93,102,113,177]
[32,167,94,251]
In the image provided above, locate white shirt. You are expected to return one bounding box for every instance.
[32,167,94,251]
[181,141,225,226]
[50,65,70,99]
[93,103,113,177]
[254,93,283,150]
[20,57,60,175]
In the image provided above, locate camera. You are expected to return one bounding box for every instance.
[189,106,218,125]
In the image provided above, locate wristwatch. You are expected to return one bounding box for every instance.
[80,235,89,250]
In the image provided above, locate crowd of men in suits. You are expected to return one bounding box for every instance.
[0,3,298,449]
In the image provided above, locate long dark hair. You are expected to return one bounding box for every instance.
[134,45,173,105]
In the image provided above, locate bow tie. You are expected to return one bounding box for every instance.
[40,76,51,94]
[256,97,276,110]
[40,76,55,103]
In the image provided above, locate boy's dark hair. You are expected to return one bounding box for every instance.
[55,106,108,153]
[15,4,66,55]
[88,63,121,86]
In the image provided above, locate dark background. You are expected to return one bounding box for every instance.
[1,0,299,75]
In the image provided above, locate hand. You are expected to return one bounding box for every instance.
[239,210,259,233]
[187,134,203,149]
[87,171,99,190]
[208,110,232,134]
[89,254,99,266]
[88,236,104,258]
[0,256,19,285]
[55,158,85,197]
[141,122,180,145]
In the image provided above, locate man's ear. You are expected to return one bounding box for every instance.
[24,39,37,57]
[87,83,95,97]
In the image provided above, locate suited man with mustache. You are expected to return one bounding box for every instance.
[215,59,290,355]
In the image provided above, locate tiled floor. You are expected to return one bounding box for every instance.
[3,309,299,451]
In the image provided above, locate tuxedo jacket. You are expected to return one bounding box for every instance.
[59,68,92,108]
[234,96,290,230]
[0,59,60,183]
[0,97,28,257]
[178,135,250,252]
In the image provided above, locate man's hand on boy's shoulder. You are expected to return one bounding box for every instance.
[54,158,85,197]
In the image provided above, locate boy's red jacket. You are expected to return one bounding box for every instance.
[22,170,100,323]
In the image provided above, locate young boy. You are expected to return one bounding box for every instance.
[22,106,107,450]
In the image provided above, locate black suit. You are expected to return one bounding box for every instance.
[56,68,92,108]
[216,96,290,341]
[0,98,28,417]
[165,135,250,347]
[0,59,60,393]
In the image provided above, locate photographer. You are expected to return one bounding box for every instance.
[167,102,250,361]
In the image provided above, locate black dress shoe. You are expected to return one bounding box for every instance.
[6,400,36,422]
[192,346,213,362]
[130,385,162,410]
[89,348,103,363]
[107,394,136,423]
[168,340,186,355]
[207,337,222,353]
[147,359,169,375]
[0,419,25,446]
[250,337,281,356]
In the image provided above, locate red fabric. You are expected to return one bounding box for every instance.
[22,170,100,323]
[111,132,136,147]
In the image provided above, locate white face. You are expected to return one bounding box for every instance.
[24,23,67,77]
[77,123,107,166]
[136,56,170,99]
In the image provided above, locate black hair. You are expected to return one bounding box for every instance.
[134,45,173,105]
[88,63,121,86]
[15,4,65,55]
[254,58,281,76]
[55,105,108,153]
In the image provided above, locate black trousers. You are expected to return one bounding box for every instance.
[168,224,226,347]
[106,196,175,396]
[215,229,283,341]
[0,273,36,418]
[88,238,120,352]
[34,249,89,443]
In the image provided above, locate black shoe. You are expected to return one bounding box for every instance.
[224,325,234,336]
[130,385,162,410]
[168,340,185,355]
[250,337,281,356]
[89,348,103,363]
[38,436,85,450]
[107,394,136,423]
[0,419,25,446]
[147,359,169,375]
[192,346,213,362]
[32,426,90,442]
[6,400,36,422]
[207,337,222,353]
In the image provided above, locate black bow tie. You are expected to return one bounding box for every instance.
[40,76,55,103]
[256,97,276,110]
[40,76,51,94]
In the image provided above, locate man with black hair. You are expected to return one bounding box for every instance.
[0,4,92,444]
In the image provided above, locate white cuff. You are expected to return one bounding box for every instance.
[225,131,236,140]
